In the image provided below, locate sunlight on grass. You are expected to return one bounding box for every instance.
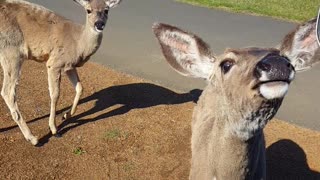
[178,0,319,22]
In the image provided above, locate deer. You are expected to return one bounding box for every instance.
[0,0,121,146]
[152,16,319,179]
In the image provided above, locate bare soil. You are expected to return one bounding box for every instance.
[0,61,319,179]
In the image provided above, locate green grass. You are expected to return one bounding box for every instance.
[178,0,319,22]
[105,129,121,139]
[104,128,131,139]
[73,147,86,155]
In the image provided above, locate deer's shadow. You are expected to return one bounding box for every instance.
[266,139,320,180]
[37,83,201,145]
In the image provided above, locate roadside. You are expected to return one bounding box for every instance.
[177,0,318,22]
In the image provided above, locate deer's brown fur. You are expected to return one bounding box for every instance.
[153,18,319,179]
[0,0,121,145]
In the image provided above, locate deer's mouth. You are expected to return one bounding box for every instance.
[95,26,104,33]
[255,80,290,100]
[94,21,106,33]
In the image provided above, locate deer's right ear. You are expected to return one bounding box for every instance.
[152,23,216,80]
[106,0,122,8]
[73,0,89,7]
[280,17,319,71]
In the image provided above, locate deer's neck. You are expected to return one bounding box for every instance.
[190,113,267,179]
[190,87,277,179]
[218,132,266,179]
[78,21,103,60]
[196,86,281,140]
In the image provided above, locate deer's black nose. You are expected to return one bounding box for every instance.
[94,21,105,31]
[254,54,294,81]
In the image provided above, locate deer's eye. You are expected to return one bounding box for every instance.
[87,9,92,14]
[220,59,235,74]
[104,8,109,14]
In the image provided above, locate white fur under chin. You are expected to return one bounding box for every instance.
[259,82,289,99]
[94,27,104,33]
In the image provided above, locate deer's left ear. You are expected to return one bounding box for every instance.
[73,0,90,7]
[280,17,320,72]
[106,0,121,8]
[152,23,216,80]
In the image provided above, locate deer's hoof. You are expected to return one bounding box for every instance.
[29,136,39,146]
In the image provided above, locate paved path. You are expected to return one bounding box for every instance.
[28,0,320,131]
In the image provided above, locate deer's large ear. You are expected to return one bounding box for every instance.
[152,23,216,80]
[73,0,89,7]
[280,18,320,71]
[106,0,121,8]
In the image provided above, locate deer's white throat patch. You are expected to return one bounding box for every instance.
[259,81,289,100]
[229,101,280,140]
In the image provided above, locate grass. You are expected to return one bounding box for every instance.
[105,129,121,139]
[123,162,135,172]
[104,128,130,140]
[178,0,319,22]
[73,147,86,155]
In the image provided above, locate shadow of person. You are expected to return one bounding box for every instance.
[36,83,202,145]
[266,139,320,180]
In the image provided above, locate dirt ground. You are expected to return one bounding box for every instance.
[0,61,319,180]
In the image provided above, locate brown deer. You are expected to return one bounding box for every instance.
[153,17,319,179]
[0,0,121,146]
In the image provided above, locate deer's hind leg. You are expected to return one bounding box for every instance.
[0,48,38,145]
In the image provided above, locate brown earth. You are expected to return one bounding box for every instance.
[0,61,319,179]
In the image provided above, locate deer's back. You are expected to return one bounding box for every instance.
[0,1,81,62]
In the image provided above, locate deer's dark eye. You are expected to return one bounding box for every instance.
[220,59,235,74]
[104,9,109,14]
[87,9,92,14]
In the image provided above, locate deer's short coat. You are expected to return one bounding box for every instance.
[153,17,319,180]
[0,0,121,145]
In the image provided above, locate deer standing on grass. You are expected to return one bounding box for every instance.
[0,0,121,146]
[153,17,319,179]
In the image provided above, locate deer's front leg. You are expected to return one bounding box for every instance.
[63,69,83,120]
[47,67,61,135]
